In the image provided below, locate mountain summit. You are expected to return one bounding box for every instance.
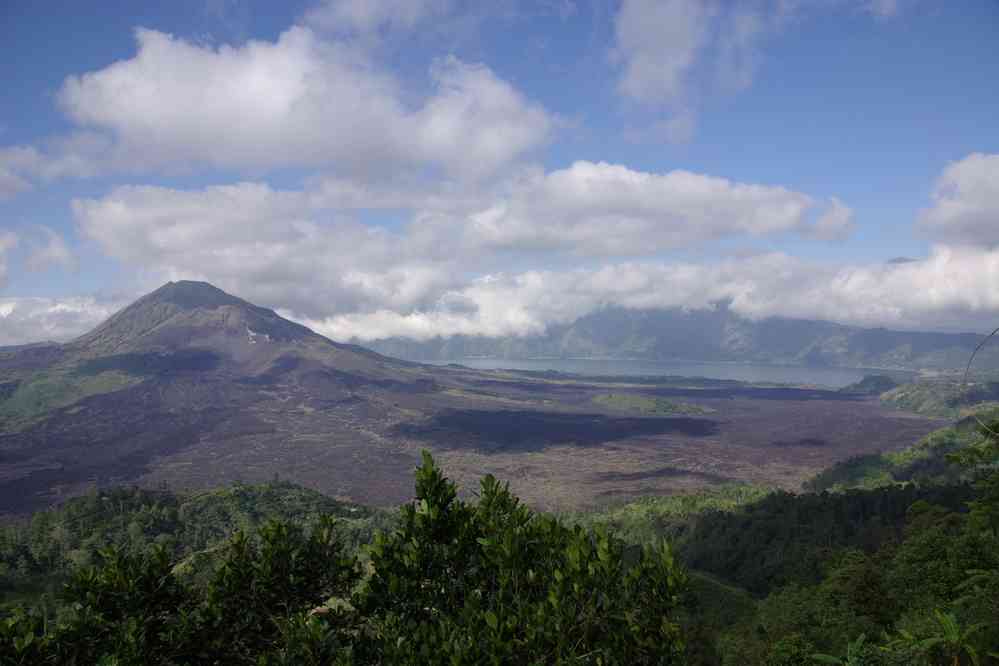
[71,281,320,356]
[0,281,440,513]
[136,280,248,310]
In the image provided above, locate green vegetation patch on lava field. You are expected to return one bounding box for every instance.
[805,406,999,492]
[0,369,143,431]
[881,378,999,418]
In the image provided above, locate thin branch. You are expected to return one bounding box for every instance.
[962,325,999,437]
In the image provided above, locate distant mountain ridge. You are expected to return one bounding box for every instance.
[360,305,999,372]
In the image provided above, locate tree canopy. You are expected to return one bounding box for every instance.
[1,453,689,665]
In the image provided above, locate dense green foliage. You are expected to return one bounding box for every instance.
[579,482,975,596]
[708,421,999,665]
[806,409,999,492]
[352,452,688,664]
[721,422,999,666]
[1,455,690,664]
[571,483,775,545]
[838,375,900,396]
[680,484,975,596]
[1,517,356,665]
[0,481,387,602]
[572,413,999,664]
[882,380,999,418]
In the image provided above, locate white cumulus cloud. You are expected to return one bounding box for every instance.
[918,152,999,247]
[69,161,833,326]
[56,26,552,180]
[9,243,999,345]
[0,296,123,346]
[309,245,999,341]
[450,161,818,254]
[613,0,716,108]
[71,182,460,318]
[56,158,999,346]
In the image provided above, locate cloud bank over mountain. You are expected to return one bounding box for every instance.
[0,296,122,346]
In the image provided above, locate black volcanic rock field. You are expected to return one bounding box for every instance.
[0,281,946,515]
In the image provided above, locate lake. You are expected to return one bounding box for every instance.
[421,358,880,388]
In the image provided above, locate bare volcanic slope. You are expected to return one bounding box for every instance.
[0,282,945,515]
[0,281,443,512]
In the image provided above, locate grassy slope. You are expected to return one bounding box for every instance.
[0,369,142,430]
[881,379,999,419]
[797,377,999,492]
[806,406,999,492]
[571,484,774,546]
[0,348,223,432]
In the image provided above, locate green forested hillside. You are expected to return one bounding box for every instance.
[0,482,390,602]
[1,456,689,664]
[806,407,999,492]
[881,379,999,418]
[573,413,999,664]
[570,483,775,545]
[838,374,900,395]
[580,483,973,594]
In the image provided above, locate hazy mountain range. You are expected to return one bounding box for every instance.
[360,305,999,372]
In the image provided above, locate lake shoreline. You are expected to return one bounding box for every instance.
[418,357,916,389]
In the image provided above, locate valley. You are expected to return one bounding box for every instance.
[0,281,946,516]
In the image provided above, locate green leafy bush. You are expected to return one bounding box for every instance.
[1,453,691,664]
[353,451,689,664]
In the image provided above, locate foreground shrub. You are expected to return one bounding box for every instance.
[1,453,689,664]
[354,452,689,664]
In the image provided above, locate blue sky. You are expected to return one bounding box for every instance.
[1,0,998,344]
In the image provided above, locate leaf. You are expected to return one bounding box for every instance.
[810,655,843,665]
